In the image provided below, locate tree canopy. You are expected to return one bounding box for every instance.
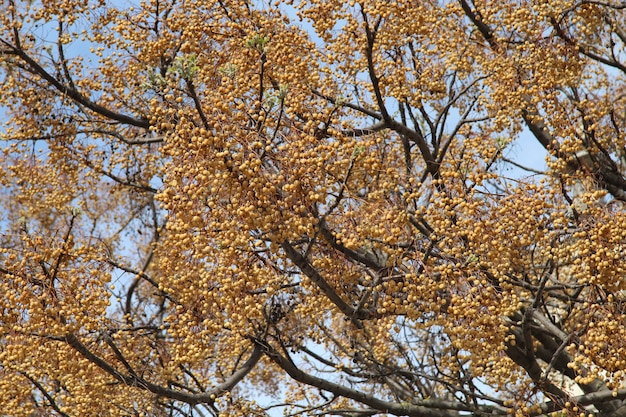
[1,0,626,415]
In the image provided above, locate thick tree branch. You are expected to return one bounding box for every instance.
[281,241,374,320]
[256,339,485,417]
[458,0,498,50]
[65,333,262,405]
[0,39,150,128]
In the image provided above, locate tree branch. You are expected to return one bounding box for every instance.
[281,240,374,320]
[1,39,150,128]
[256,338,480,417]
[65,333,263,405]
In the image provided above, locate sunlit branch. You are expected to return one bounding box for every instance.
[65,333,263,405]
[256,338,501,417]
[311,89,382,120]
[281,240,374,320]
[0,38,150,128]
[56,19,76,93]
[551,16,626,74]
[108,260,168,293]
[500,157,546,175]
[186,78,210,130]
[458,0,498,50]
[341,120,387,137]
[21,372,71,417]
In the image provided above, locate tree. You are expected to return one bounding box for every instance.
[1,0,626,415]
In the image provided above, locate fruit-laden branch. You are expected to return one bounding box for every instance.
[507,309,626,415]
[64,333,262,405]
[0,38,150,129]
[281,240,375,321]
[458,0,626,201]
[254,337,505,417]
[533,389,626,417]
[20,372,71,417]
